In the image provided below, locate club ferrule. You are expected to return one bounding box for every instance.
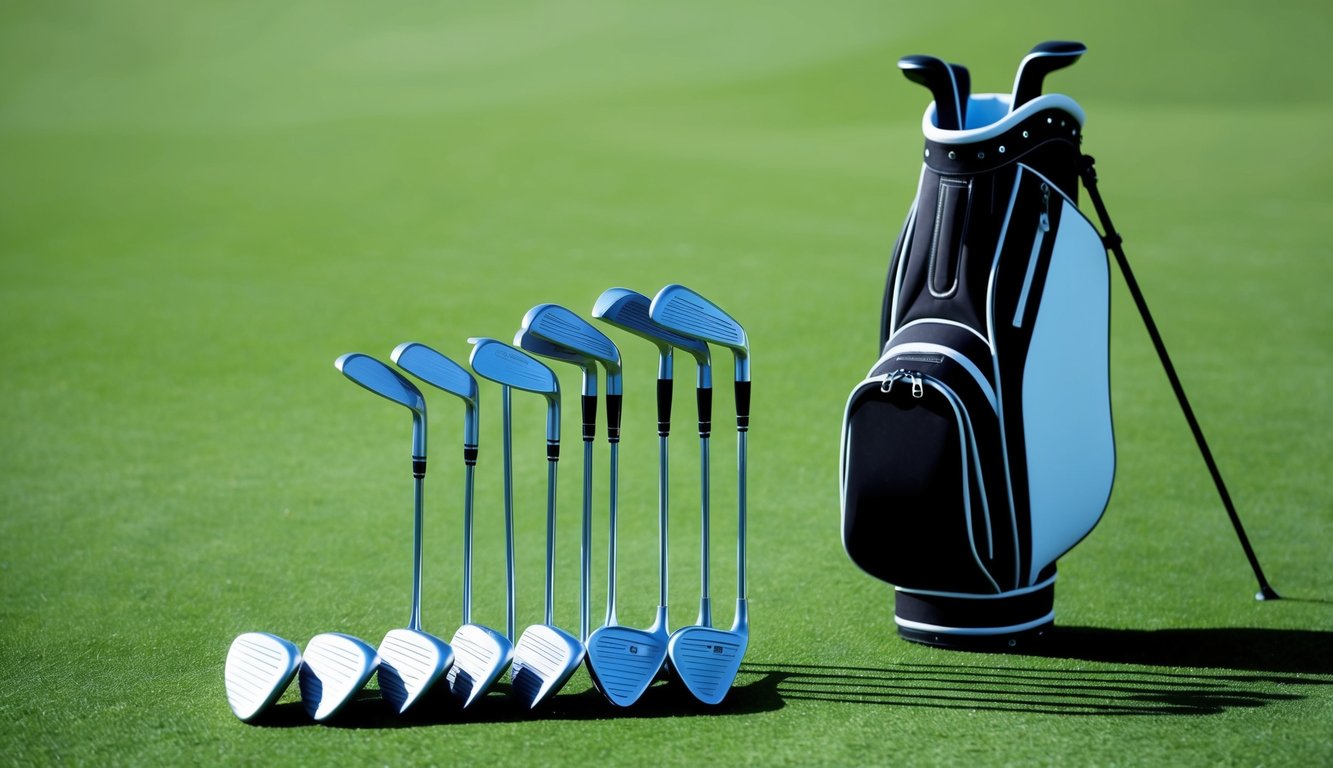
[606,393,622,443]
[412,456,426,478]
[463,444,478,466]
[581,394,597,442]
[735,380,751,432]
[697,386,712,438]
[547,441,560,462]
[657,377,673,437]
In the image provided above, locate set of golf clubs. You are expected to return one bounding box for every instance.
[224,284,751,723]
[899,40,1087,129]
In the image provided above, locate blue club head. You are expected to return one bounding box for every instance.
[391,342,479,448]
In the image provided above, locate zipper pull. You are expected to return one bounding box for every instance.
[1039,183,1051,233]
[911,373,924,399]
[881,370,905,393]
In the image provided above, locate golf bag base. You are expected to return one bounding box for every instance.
[893,572,1055,649]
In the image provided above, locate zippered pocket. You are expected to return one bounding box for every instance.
[1012,182,1051,327]
[840,356,1016,594]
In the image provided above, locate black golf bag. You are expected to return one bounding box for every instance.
[839,43,1276,648]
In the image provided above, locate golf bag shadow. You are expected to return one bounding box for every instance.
[839,65,1114,648]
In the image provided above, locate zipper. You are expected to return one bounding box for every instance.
[881,370,924,399]
[1011,182,1050,328]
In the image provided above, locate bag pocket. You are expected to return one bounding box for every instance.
[840,339,1015,594]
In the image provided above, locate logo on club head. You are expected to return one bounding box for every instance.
[711,645,723,654]
[629,645,639,655]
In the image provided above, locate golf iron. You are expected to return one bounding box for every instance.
[469,338,585,709]
[333,352,454,717]
[593,288,714,702]
[391,342,513,709]
[651,285,750,705]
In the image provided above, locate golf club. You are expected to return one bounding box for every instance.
[224,632,302,722]
[898,54,965,131]
[334,352,453,717]
[469,338,584,709]
[650,285,749,705]
[523,303,665,705]
[592,287,713,704]
[948,62,971,129]
[391,342,513,709]
[514,328,598,645]
[1010,40,1086,111]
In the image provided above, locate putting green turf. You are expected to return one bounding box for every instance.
[2,0,1330,764]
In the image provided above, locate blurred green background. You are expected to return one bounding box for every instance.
[2,0,1330,764]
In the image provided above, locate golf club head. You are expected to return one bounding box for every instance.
[447,623,514,709]
[592,287,711,369]
[666,621,748,706]
[335,352,427,459]
[376,628,454,715]
[897,54,963,130]
[224,632,301,722]
[468,337,560,445]
[298,632,380,722]
[391,342,479,448]
[649,284,749,381]
[586,624,669,707]
[515,328,598,396]
[521,304,623,394]
[510,624,585,709]
[1011,40,1087,110]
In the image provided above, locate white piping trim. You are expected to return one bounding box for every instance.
[922,93,1085,145]
[896,572,1057,600]
[895,610,1055,636]
[883,342,996,413]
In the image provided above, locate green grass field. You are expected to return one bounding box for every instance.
[2,1,1330,764]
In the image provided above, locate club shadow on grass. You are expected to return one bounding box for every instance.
[745,627,1332,717]
[246,669,785,729]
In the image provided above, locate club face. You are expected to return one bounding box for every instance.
[468,338,559,396]
[335,353,426,417]
[225,632,301,722]
[586,625,668,707]
[376,629,454,715]
[522,304,622,377]
[447,623,515,708]
[592,287,711,366]
[510,624,585,709]
[298,632,380,721]
[666,625,748,705]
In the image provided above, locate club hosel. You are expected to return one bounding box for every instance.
[545,401,560,453]
[656,377,673,437]
[411,413,426,469]
[731,598,749,633]
[581,394,597,442]
[463,407,479,456]
[697,385,713,438]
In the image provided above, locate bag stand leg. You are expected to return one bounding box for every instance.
[1078,155,1280,601]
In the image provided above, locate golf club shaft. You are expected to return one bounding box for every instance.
[546,458,558,627]
[462,462,475,626]
[582,439,593,641]
[606,440,619,626]
[659,434,669,607]
[503,385,516,641]
[410,472,424,632]
[656,372,671,611]
[737,431,747,600]
[697,384,713,627]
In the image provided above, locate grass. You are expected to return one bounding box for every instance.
[1,0,1330,764]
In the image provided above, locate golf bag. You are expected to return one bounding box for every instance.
[840,44,1277,648]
